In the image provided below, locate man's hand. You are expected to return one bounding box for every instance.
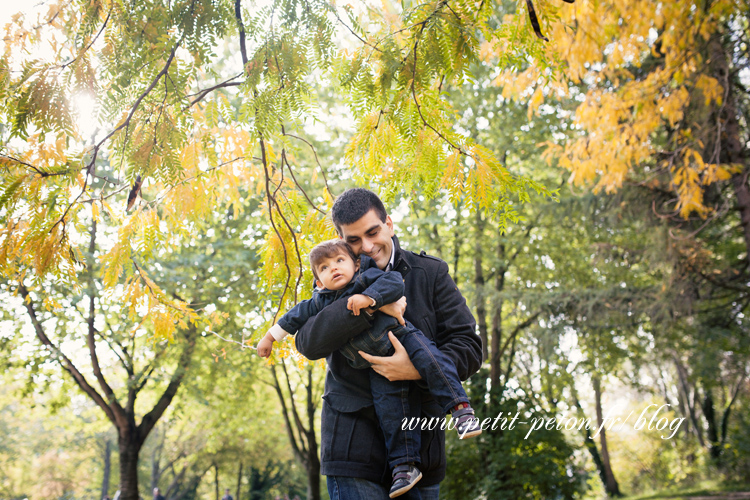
[347,294,373,316]
[377,296,406,326]
[358,332,421,381]
[256,333,275,358]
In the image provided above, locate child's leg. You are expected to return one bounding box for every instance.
[369,370,422,469]
[397,327,482,439]
[397,327,470,414]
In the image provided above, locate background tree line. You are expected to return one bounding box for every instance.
[1,0,749,499]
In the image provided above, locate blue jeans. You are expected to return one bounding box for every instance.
[327,476,440,500]
[370,328,469,468]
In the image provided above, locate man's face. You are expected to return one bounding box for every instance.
[339,209,394,270]
[314,252,359,291]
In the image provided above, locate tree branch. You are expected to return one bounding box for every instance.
[186,73,243,108]
[270,364,307,467]
[61,11,111,69]
[18,284,118,425]
[85,210,124,416]
[138,324,198,443]
[49,44,179,234]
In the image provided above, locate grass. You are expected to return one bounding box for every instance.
[620,480,750,500]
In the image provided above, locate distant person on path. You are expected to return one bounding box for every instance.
[152,488,165,500]
[221,489,234,500]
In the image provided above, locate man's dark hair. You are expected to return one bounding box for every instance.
[330,188,387,234]
[309,239,358,281]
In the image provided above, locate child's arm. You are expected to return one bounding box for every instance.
[256,294,323,357]
[256,323,290,357]
[355,268,405,309]
[347,294,376,315]
[276,295,324,335]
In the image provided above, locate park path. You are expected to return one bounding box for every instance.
[675,493,750,500]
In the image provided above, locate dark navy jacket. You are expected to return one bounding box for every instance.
[295,236,481,486]
[277,256,405,367]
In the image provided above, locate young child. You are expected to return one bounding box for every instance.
[257,239,481,498]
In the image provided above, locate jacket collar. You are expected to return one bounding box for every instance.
[391,235,411,277]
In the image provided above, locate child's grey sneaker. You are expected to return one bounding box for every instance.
[453,406,482,439]
[389,463,422,498]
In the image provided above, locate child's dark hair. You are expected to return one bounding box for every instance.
[331,188,387,235]
[309,239,358,280]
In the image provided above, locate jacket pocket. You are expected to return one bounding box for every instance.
[415,314,436,341]
[323,401,376,464]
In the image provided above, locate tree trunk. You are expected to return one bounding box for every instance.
[102,439,112,500]
[453,200,462,282]
[119,429,143,500]
[19,215,198,500]
[708,29,750,261]
[593,376,621,497]
[151,428,163,491]
[572,393,607,489]
[474,210,488,362]
[674,357,705,446]
[235,461,243,500]
[306,451,321,500]
[305,366,321,500]
[269,362,321,500]
[489,239,506,391]
[214,463,220,500]
[702,388,722,461]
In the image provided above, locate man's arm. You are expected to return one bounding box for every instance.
[361,258,480,382]
[294,299,373,360]
[432,259,482,381]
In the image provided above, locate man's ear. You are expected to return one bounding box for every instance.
[385,215,395,236]
[315,279,324,289]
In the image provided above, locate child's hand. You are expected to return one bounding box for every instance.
[347,294,374,315]
[256,334,275,358]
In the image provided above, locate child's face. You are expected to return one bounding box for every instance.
[315,252,359,290]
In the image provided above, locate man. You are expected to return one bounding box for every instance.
[295,188,482,499]
[152,488,165,500]
[221,489,233,500]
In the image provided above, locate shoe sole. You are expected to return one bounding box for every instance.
[389,471,422,498]
[459,428,482,439]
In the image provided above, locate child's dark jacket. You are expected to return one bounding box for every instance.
[277,255,404,367]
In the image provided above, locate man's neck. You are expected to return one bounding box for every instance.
[386,236,396,270]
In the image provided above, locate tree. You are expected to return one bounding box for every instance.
[1,2,566,495]
[509,1,750,259]
[0,0,562,334]
[268,360,324,500]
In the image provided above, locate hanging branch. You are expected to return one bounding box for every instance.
[281,149,325,215]
[60,10,112,69]
[409,1,467,155]
[282,131,334,201]
[49,44,179,234]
